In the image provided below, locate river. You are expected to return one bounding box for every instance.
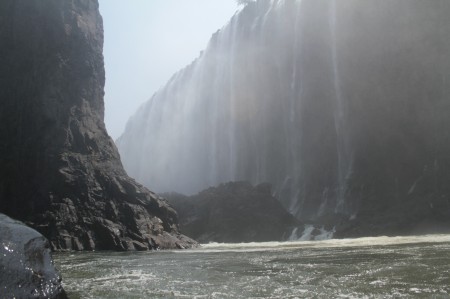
[55,235,450,298]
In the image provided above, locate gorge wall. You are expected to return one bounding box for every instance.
[0,0,196,250]
[118,0,450,236]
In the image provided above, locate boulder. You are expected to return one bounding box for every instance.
[0,214,67,299]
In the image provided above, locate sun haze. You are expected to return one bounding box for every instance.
[99,0,239,139]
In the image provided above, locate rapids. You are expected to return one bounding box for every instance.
[56,235,450,298]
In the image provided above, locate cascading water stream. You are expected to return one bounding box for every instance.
[118,0,341,219]
[118,0,450,230]
[330,0,352,215]
[286,0,303,216]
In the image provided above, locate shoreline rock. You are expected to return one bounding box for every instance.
[0,213,67,299]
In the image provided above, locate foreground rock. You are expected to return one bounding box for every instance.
[0,214,67,299]
[164,182,302,243]
[0,0,196,250]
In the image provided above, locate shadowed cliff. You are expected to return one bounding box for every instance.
[0,0,196,251]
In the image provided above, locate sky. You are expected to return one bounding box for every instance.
[99,0,240,139]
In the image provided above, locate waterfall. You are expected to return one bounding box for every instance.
[117,0,344,219]
[118,0,450,225]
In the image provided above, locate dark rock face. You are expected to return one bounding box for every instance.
[0,213,67,299]
[118,0,450,237]
[164,182,302,243]
[0,0,196,250]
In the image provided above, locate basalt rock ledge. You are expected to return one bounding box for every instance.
[164,182,302,243]
[0,0,196,251]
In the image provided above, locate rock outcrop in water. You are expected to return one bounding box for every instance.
[0,0,196,250]
[164,182,301,243]
[0,214,67,299]
[118,0,450,237]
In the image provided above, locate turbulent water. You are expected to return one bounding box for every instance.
[56,235,450,298]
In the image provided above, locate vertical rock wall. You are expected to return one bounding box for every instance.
[0,0,196,250]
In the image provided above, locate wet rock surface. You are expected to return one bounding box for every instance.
[164,182,302,243]
[0,214,67,299]
[0,0,196,250]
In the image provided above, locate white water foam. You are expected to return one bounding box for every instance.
[195,234,450,253]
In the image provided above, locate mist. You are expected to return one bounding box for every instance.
[117,0,450,232]
[99,0,239,139]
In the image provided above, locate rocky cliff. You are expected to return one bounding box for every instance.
[165,182,302,243]
[118,0,450,237]
[0,0,196,250]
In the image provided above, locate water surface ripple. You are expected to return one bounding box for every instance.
[55,235,450,298]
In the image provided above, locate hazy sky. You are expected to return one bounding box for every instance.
[99,0,239,139]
